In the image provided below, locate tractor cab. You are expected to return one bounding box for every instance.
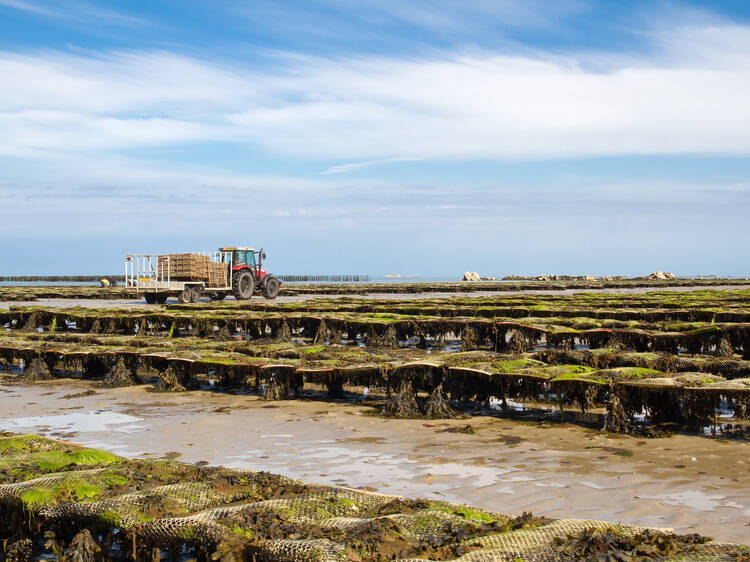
[222,247,257,269]
[219,246,268,271]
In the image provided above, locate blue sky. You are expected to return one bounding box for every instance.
[2,0,750,277]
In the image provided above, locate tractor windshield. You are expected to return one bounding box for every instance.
[233,250,256,267]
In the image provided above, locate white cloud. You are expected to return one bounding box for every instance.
[0,0,147,27]
[348,0,588,31]
[319,157,418,175]
[1,22,750,162]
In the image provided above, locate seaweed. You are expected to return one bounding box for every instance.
[382,380,420,418]
[553,526,713,560]
[153,367,186,393]
[61,529,102,562]
[422,384,457,419]
[18,357,52,382]
[604,385,633,434]
[102,358,137,388]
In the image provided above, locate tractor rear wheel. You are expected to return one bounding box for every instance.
[144,293,157,304]
[263,276,280,299]
[178,286,192,304]
[232,271,254,300]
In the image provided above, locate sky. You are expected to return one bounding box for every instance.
[1,0,750,277]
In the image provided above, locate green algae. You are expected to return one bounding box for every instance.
[427,502,496,524]
[21,478,104,508]
[593,367,663,380]
[0,434,70,456]
[0,448,122,482]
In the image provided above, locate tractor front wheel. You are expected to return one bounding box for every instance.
[263,276,280,299]
[232,271,254,300]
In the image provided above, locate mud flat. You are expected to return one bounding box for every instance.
[2,287,750,555]
[1,382,750,547]
[1,428,748,561]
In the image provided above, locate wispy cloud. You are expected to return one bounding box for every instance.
[0,0,148,28]
[227,0,588,49]
[2,21,750,161]
[0,0,55,16]
[320,157,418,175]
[343,0,589,32]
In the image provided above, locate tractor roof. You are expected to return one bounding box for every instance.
[219,246,255,251]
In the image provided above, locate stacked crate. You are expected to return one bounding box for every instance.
[158,254,211,281]
[207,262,229,288]
[156,253,229,287]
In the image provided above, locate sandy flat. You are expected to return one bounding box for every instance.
[0,379,747,543]
[1,284,746,309]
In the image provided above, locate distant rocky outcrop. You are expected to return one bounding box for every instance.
[462,272,481,282]
[646,271,676,280]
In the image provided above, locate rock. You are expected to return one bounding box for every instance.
[462,272,481,282]
[647,271,676,280]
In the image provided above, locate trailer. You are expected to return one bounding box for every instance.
[125,247,280,304]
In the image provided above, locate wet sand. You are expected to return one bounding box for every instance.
[0,379,748,543]
[1,283,746,310]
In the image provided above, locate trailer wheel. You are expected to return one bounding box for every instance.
[190,285,201,303]
[178,286,192,304]
[263,277,280,299]
[232,271,254,300]
[144,293,157,304]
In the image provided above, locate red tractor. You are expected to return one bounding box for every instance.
[221,246,281,300]
[125,246,281,303]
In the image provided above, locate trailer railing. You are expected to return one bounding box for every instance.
[125,252,232,290]
[125,254,170,289]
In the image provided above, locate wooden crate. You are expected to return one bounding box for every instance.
[207,262,229,288]
[158,254,211,281]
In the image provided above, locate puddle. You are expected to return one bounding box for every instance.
[0,410,142,435]
[534,481,567,488]
[580,481,607,490]
[639,490,747,513]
